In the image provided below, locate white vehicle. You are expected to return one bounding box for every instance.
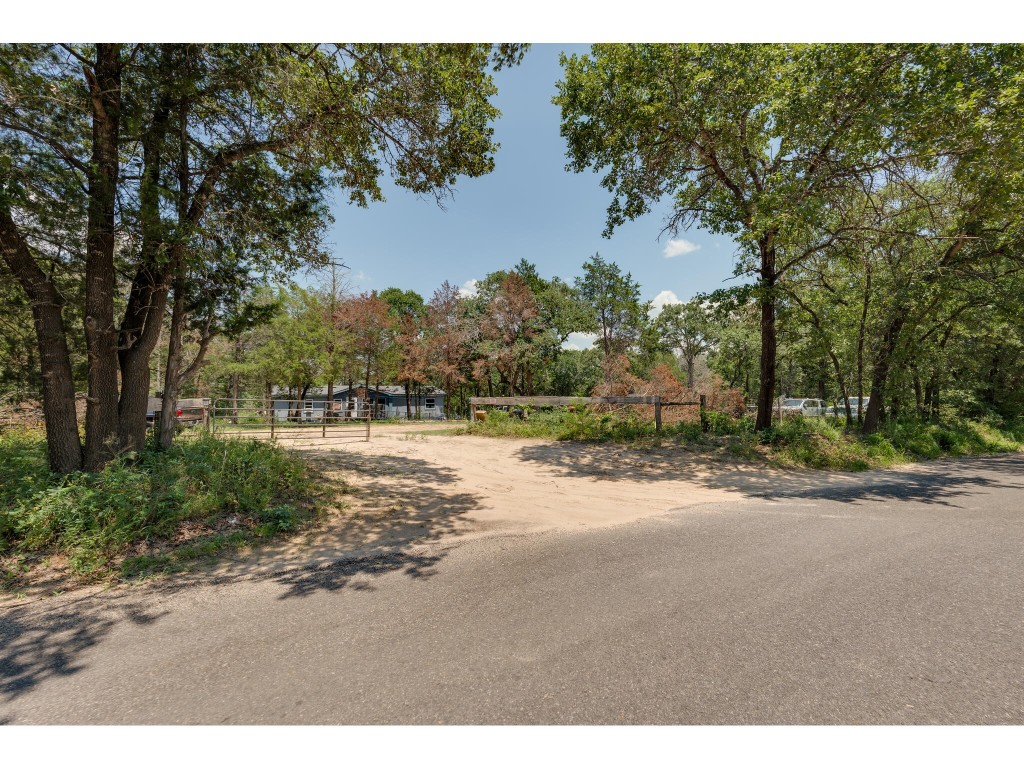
[831,397,870,418]
[779,398,828,417]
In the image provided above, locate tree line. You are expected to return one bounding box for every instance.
[176,255,704,420]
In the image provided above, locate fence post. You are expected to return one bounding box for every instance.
[700,394,708,432]
[654,396,662,432]
[322,410,326,438]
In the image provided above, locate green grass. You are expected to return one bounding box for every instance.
[457,407,1023,470]
[0,429,334,584]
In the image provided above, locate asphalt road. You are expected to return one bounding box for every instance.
[3,453,1024,724]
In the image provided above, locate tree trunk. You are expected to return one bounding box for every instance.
[824,347,852,425]
[862,314,906,434]
[856,260,871,427]
[82,44,124,470]
[754,244,777,432]
[985,348,1001,408]
[0,203,82,473]
[405,381,412,420]
[913,366,923,418]
[231,336,241,423]
[115,77,175,455]
[158,261,187,449]
[685,354,696,390]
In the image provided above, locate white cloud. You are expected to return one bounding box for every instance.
[458,279,479,298]
[662,239,701,259]
[650,290,682,316]
[562,332,599,351]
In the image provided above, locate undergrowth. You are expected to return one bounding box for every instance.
[464,407,657,441]
[1,429,332,584]
[460,407,1023,470]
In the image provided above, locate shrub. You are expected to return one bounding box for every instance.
[703,410,748,436]
[1,431,322,575]
[465,405,655,442]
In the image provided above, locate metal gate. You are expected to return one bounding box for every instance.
[210,398,370,442]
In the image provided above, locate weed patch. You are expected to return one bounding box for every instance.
[1,430,336,587]
[458,408,1022,471]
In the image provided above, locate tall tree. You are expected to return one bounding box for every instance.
[573,253,648,381]
[477,272,542,395]
[424,281,473,417]
[336,291,396,400]
[380,287,426,418]
[656,300,716,387]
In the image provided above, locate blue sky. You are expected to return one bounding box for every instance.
[317,44,743,326]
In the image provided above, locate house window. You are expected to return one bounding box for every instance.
[425,398,436,409]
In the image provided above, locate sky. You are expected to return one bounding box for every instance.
[315,44,745,337]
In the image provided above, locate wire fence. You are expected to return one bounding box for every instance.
[210,398,371,442]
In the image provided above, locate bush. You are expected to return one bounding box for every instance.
[0,429,51,550]
[1,431,322,576]
[703,410,752,436]
[465,406,656,442]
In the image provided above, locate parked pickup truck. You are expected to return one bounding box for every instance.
[146,397,209,428]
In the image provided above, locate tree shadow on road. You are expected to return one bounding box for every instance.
[0,597,169,711]
[270,550,445,599]
[514,441,1024,508]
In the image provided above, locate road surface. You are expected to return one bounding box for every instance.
[2,452,1023,724]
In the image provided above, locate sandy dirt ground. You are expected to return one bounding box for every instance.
[199,425,825,581]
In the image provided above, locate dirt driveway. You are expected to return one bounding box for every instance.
[202,427,865,581]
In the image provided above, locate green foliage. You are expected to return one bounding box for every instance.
[465,406,655,442]
[0,429,51,548]
[557,44,1024,431]
[462,407,1021,472]
[574,253,649,359]
[545,348,604,397]
[749,416,1023,470]
[1,431,322,575]
[656,300,717,385]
